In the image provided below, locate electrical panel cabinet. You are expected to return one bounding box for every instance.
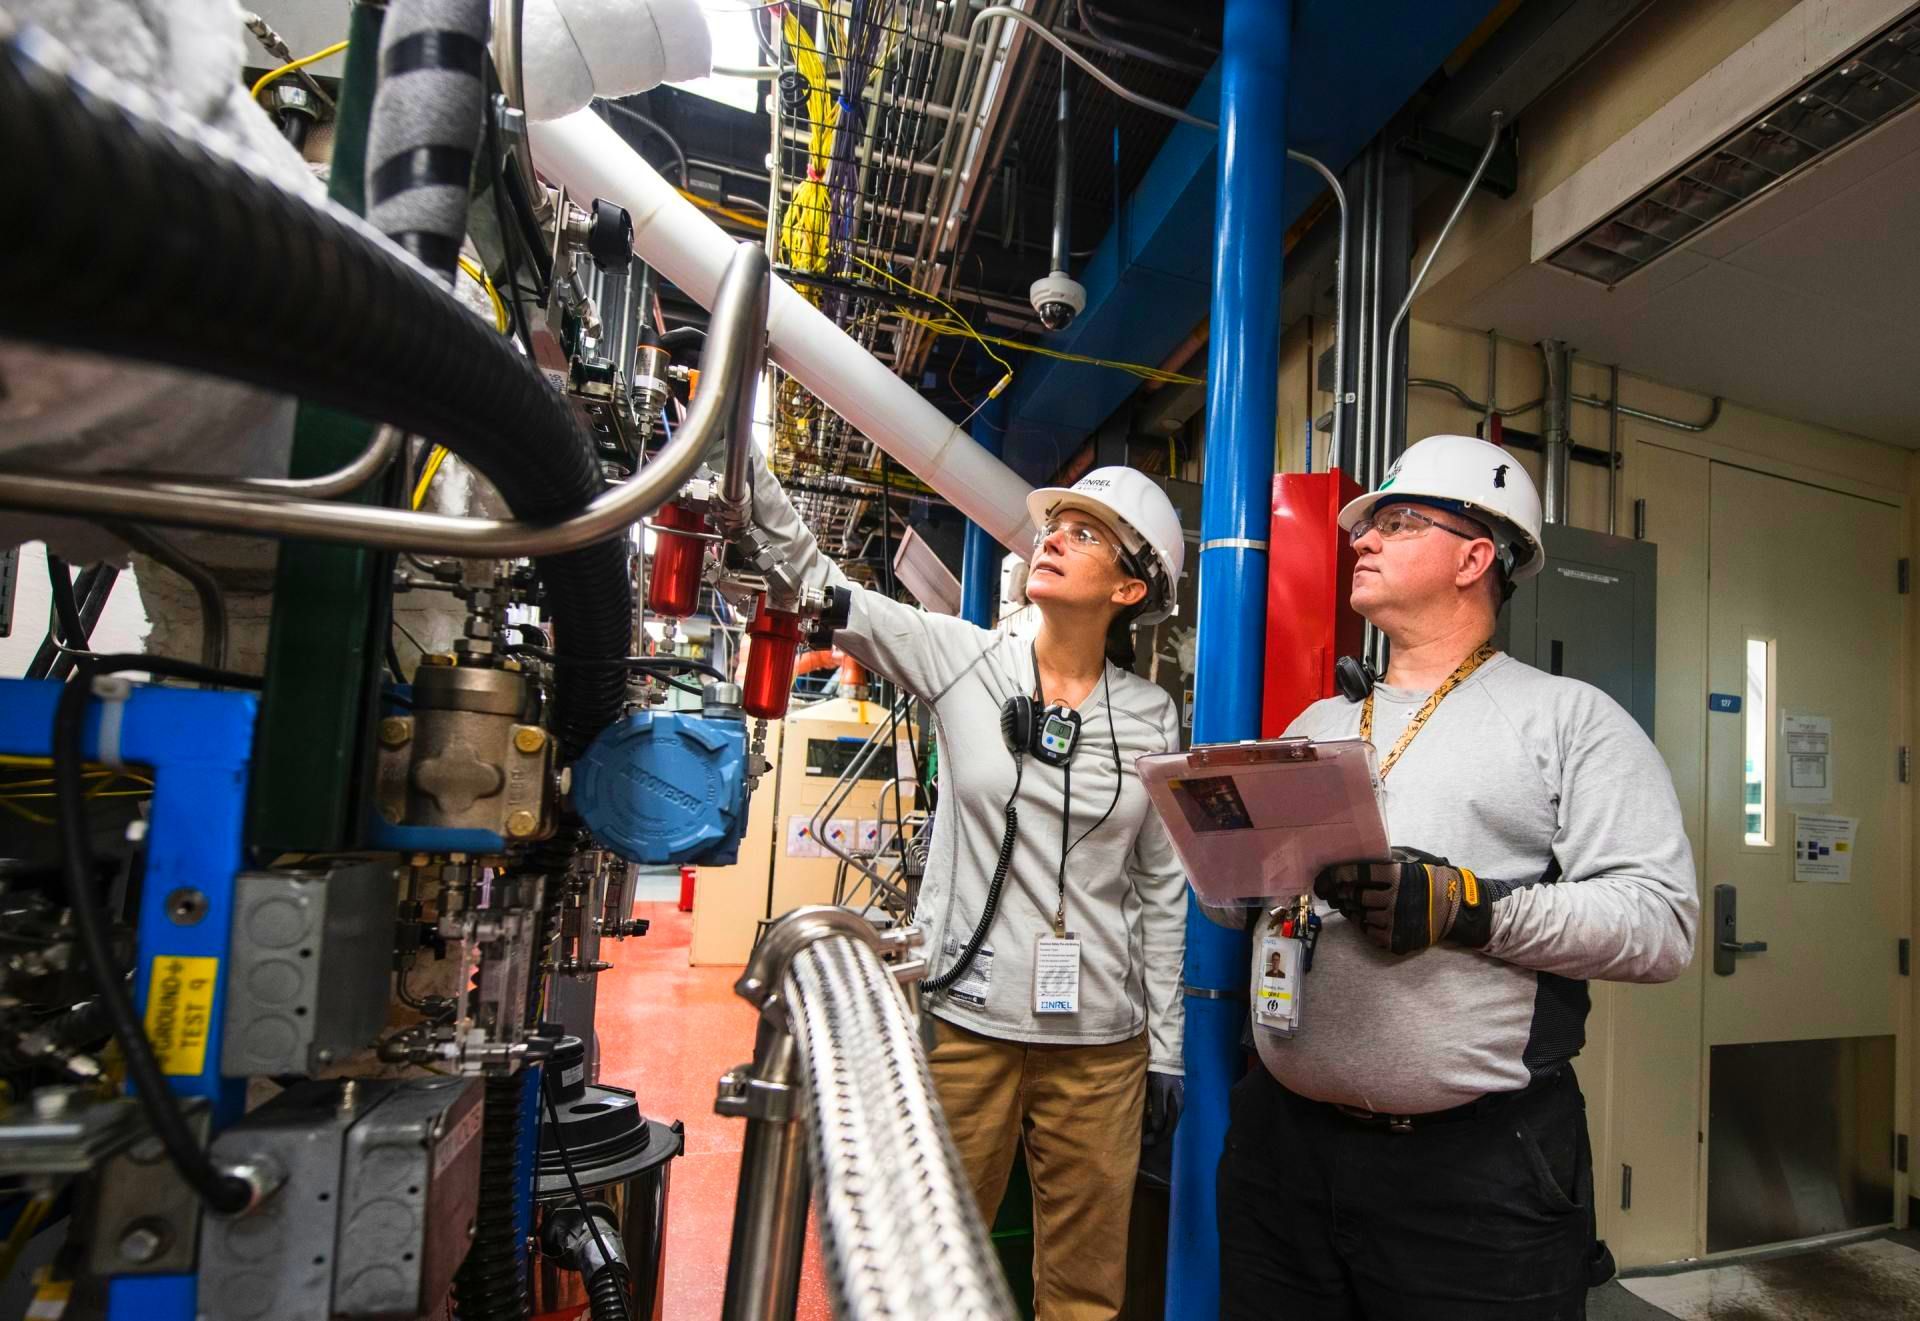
[1495,524,1657,737]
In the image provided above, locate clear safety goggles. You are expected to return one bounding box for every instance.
[1347,505,1490,548]
[1032,517,1123,562]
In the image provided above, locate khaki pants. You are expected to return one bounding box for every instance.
[928,1018,1147,1321]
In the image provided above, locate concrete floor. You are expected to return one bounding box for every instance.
[1589,1230,1920,1320]
[596,894,834,1320]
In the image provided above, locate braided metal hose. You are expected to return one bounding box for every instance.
[784,935,1015,1321]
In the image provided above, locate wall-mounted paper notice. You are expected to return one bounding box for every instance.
[1793,813,1856,883]
[1782,713,1833,806]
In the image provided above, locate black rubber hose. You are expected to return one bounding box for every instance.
[44,554,87,649]
[32,564,119,683]
[0,26,628,757]
[453,1073,533,1321]
[586,1264,635,1321]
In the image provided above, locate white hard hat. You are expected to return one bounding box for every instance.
[1026,467,1186,625]
[1337,434,1546,581]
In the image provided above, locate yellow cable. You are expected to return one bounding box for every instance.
[678,189,766,231]
[896,309,1202,386]
[251,39,349,102]
[0,1196,50,1281]
[411,447,451,511]
[849,257,1014,398]
[779,10,838,282]
[457,257,509,334]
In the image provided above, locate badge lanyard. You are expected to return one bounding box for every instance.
[1260,644,1496,1038]
[1359,643,1497,779]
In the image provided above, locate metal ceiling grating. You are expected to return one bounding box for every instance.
[1548,8,1920,288]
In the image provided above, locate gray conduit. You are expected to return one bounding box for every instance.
[1405,378,1723,433]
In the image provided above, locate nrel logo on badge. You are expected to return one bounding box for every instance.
[1709,693,1743,714]
[1038,998,1074,1013]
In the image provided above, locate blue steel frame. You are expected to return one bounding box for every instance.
[1168,1,1290,1315]
[959,397,1010,626]
[0,677,257,1321]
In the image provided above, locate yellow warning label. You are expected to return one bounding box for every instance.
[144,956,218,1076]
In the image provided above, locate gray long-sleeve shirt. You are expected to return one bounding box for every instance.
[748,457,1188,1072]
[1252,653,1697,1114]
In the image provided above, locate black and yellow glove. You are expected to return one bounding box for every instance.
[1313,848,1507,954]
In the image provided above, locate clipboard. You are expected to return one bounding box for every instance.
[1135,737,1390,906]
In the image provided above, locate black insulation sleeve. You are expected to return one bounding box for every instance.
[0,27,628,757]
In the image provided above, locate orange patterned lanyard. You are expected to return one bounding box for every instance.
[1359,644,1496,779]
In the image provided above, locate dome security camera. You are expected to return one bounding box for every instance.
[1029,270,1087,333]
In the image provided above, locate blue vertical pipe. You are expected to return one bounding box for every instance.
[1167,1,1290,1316]
[958,396,1009,626]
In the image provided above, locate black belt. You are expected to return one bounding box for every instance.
[1311,1069,1563,1134]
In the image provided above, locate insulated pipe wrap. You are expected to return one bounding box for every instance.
[365,0,491,281]
[530,111,1039,557]
[0,27,628,757]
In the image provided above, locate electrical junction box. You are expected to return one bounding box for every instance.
[222,862,399,1078]
[333,1076,485,1319]
[1494,524,1657,737]
[572,710,750,866]
[198,1077,483,1321]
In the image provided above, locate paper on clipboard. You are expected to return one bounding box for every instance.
[1135,737,1391,906]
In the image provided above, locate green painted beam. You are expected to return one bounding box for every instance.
[248,2,395,852]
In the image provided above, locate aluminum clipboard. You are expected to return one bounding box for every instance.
[1134,736,1391,906]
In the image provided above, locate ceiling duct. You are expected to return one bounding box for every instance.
[1547,8,1920,287]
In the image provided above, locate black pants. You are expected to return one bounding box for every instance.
[1218,1065,1595,1320]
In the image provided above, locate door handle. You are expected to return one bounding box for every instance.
[1712,883,1767,975]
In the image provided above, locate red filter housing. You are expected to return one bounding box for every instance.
[742,602,804,720]
[647,501,709,618]
[1263,472,1366,735]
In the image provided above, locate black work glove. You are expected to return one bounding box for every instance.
[1144,1071,1184,1145]
[1314,847,1505,955]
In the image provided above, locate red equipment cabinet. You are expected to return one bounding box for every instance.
[1262,472,1365,736]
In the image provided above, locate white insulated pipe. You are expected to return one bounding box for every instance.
[530,109,1038,556]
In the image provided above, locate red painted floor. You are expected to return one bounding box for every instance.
[596,901,832,1320]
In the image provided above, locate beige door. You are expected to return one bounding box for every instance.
[1703,462,1907,1250]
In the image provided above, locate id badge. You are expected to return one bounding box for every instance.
[1254,933,1305,1036]
[1033,934,1081,1014]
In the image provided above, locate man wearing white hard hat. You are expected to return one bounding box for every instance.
[746,455,1189,1318]
[1214,435,1697,1319]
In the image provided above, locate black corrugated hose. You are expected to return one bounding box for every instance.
[453,1073,534,1321]
[0,23,627,756]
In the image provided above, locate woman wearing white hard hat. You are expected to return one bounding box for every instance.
[746,454,1189,1319]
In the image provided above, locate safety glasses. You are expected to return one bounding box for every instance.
[1032,517,1122,563]
[1348,505,1488,548]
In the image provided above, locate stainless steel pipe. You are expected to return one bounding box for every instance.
[0,248,770,558]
